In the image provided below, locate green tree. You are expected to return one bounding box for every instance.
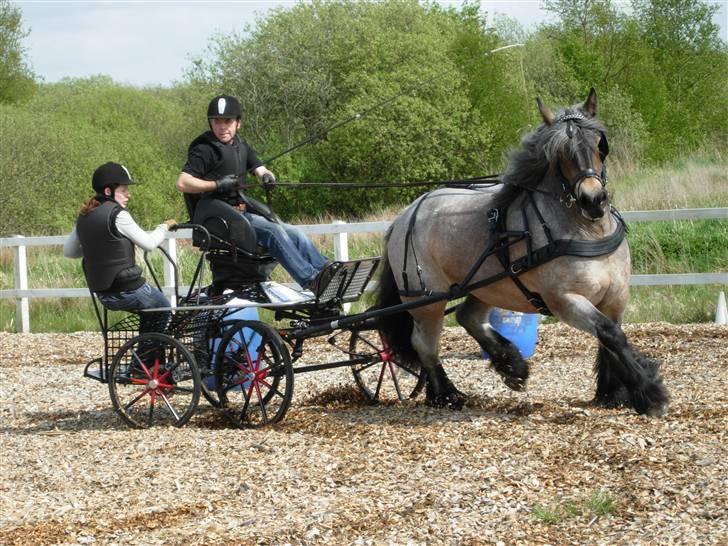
[631,0,728,158]
[0,0,36,103]
[186,0,523,218]
[538,0,727,161]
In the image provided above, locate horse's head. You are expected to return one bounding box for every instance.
[537,88,610,221]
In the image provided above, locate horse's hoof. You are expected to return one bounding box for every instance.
[446,393,465,410]
[592,397,624,409]
[502,375,527,391]
[425,392,466,410]
[493,359,529,391]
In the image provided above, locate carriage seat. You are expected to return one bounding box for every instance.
[184,194,277,289]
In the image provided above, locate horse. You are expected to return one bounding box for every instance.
[376,88,669,416]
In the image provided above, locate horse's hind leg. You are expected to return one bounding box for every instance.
[410,312,466,409]
[455,296,529,391]
[553,295,669,416]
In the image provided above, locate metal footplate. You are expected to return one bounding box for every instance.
[315,257,381,305]
[84,357,107,383]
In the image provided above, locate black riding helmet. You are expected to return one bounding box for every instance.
[92,162,138,194]
[207,95,242,120]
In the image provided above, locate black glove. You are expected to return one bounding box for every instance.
[261,172,276,191]
[215,174,239,193]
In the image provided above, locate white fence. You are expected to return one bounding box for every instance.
[1,208,726,333]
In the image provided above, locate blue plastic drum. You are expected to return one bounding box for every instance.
[481,308,539,360]
[205,305,260,391]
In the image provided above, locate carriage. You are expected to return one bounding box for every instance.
[84,89,669,429]
[84,198,422,429]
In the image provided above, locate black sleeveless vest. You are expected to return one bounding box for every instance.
[76,201,145,293]
[188,131,275,221]
[189,131,249,206]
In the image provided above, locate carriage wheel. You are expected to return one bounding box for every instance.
[349,328,425,402]
[108,333,201,428]
[215,320,293,428]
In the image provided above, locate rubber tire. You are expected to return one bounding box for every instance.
[214,320,294,428]
[349,328,425,402]
[108,332,201,428]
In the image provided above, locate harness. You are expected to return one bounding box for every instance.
[555,110,610,207]
[398,190,627,315]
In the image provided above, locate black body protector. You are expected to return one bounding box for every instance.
[76,200,145,293]
[188,131,275,221]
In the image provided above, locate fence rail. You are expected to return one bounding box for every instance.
[1,208,726,332]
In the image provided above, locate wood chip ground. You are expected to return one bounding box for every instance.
[0,323,726,545]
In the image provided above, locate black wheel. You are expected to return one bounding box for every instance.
[108,333,201,428]
[349,328,425,402]
[215,320,293,428]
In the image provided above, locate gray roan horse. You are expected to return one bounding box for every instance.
[376,88,669,416]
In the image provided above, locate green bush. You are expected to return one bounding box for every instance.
[0,78,200,235]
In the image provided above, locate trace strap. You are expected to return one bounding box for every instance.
[398,190,628,315]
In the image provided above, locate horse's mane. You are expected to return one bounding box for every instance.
[492,102,608,210]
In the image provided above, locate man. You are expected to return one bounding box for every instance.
[176,94,336,294]
[64,162,176,333]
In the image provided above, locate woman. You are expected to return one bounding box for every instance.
[64,162,176,333]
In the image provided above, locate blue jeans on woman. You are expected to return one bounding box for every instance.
[97,282,171,333]
[244,213,329,287]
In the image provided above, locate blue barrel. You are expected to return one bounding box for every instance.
[205,305,260,391]
[481,308,539,360]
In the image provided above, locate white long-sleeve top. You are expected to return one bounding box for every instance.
[63,209,169,259]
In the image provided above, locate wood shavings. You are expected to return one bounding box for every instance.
[0,324,726,545]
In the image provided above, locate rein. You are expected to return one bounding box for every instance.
[268,174,502,190]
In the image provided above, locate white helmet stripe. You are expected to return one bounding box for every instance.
[217,98,227,115]
[120,165,132,179]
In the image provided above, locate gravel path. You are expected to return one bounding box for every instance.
[0,323,726,545]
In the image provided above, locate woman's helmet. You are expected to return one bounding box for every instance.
[92,162,137,193]
[207,95,241,119]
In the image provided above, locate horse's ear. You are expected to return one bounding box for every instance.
[536,97,555,126]
[584,87,598,117]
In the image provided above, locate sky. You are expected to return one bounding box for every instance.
[15,0,728,88]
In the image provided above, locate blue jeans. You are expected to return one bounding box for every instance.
[97,283,171,333]
[244,213,329,287]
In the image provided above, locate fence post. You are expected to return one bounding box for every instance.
[13,236,30,333]
[332,220,349,262]
[162,237,177,307]
[332,220,351,311]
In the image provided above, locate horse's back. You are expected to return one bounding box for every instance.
[386,187,500,295]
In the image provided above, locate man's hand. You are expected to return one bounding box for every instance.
[261,172,276,191]
[215,174,240,193]
[163,219,178,230]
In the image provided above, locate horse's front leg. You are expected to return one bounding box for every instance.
[455,295,529,390]
[410,316,465,409]
[550,294,669,416]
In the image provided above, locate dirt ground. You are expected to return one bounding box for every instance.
[0,323,726,546]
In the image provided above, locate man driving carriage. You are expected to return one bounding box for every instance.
[64,162,176,332]
[176,94,337,294]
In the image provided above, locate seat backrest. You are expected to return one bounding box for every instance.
[184,193,200,223]
[184,196,278,288]
[192,197,258,253]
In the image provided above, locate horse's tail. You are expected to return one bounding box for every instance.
[375,242,420,367]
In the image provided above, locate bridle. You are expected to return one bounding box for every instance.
[554,111,610,208]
